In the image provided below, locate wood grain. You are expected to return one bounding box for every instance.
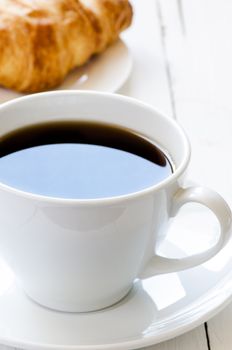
[207,303,232,349]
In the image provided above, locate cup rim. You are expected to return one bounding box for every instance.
[0,91,191,205]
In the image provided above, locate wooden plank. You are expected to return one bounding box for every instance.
[159,0,232,203]
[207,303,232,349]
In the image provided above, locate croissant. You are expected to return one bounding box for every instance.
[0,0,132,92]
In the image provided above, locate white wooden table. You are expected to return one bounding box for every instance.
[1,0,232,349]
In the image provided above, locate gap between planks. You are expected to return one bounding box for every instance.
[156,0,177,120]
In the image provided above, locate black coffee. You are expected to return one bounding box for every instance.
[0,121,173,199]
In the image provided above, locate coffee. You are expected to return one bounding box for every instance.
[0,121,173,199]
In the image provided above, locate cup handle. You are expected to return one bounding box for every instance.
[139,186,232,278]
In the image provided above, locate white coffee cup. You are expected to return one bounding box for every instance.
[0,91,231,312]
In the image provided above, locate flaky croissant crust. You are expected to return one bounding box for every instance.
[0,0,132,92]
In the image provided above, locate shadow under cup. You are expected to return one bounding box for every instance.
[0,91,190,312]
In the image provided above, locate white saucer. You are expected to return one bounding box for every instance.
[0,39,132,103]
[0,205,232,350]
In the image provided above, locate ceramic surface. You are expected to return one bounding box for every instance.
[0,221,232,350]
[0,91,231,313]
[0,39,132,104]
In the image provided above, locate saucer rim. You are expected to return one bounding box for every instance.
[0,271,231,350]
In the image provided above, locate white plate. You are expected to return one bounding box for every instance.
[0,205,232,350]
[0,39,132,103]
